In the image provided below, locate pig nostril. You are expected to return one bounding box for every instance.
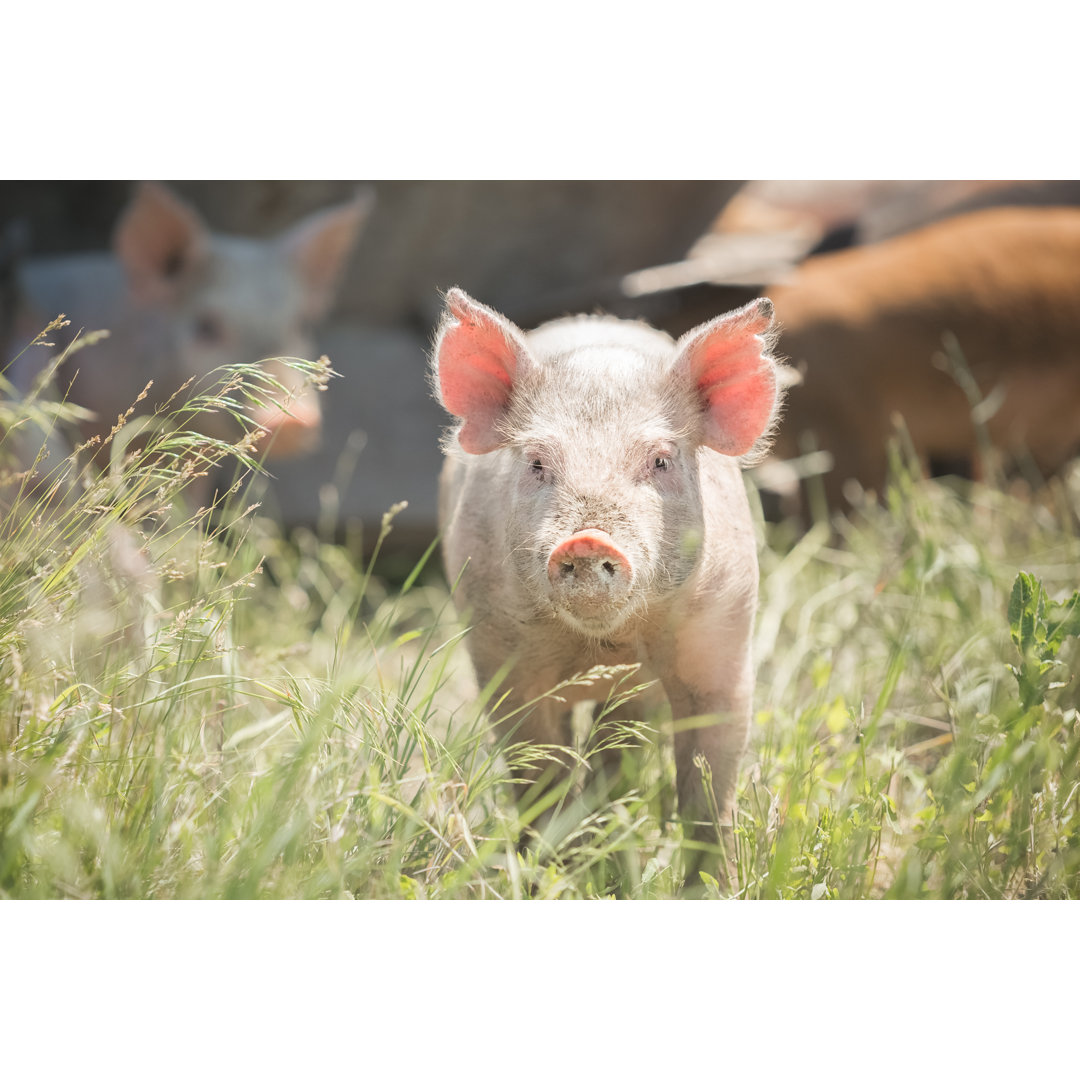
[548,532,632,590]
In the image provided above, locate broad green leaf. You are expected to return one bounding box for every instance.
[1008,572,1043,653]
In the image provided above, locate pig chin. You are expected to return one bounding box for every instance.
[549,596,641,639]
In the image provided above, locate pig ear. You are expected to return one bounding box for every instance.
[281,187,375,322]
[675,297,778,457]
[113,182,209,302]
[432,288,529,455]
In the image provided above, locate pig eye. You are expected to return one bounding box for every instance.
[652,454,672,472]
[193,313,225,345]
[529,458,545,478]
[162,250,185,279]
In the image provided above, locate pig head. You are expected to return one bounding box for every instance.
[433,288,782,858]
[10,181,372,459]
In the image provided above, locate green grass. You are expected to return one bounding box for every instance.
[2,329,1079,899]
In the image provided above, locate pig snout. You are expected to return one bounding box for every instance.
[251,396,321,459]
[546,529,634,627]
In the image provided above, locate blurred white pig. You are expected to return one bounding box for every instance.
[8,181,373,459]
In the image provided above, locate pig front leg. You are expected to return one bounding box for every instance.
[489,676,593,856]
[490,681,576,785]
[589,692,648,789]
[666,668,752,829]
[649,601,756,875]
[469,629,649,838]
[668,671,752,891]
[464,630,578,806]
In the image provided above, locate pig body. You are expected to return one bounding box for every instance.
[769,206,1080,505]
[8,182,372,459]
[433,289,782,835]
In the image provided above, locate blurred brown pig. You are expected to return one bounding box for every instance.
[7,181,373,460]
[766,206,1080,508]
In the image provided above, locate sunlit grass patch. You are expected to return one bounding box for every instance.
[3,323,1080,898]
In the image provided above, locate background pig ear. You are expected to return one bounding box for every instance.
[282,187,375,322]
[113,182,209,302]
[675,297,778,457]
[432,288,529,454]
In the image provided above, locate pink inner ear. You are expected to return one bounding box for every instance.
[437,303,518,454]
[700,360,777,456]
[684,304,777,456]
[113,182,207,301]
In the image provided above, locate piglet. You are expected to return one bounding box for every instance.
[432,287,783,849]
